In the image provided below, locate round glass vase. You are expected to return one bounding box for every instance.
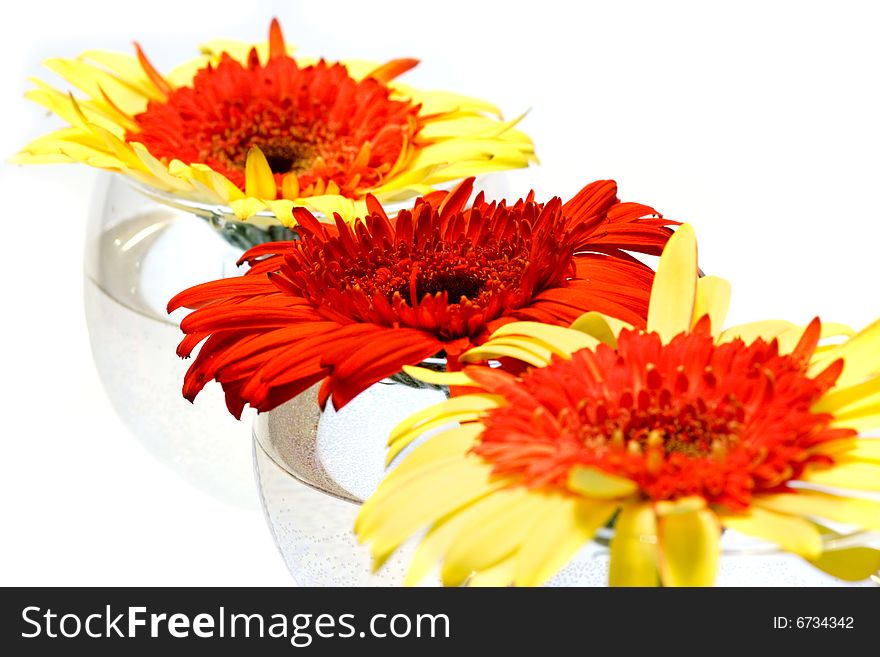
[254,383,880,586]
[84,174,295,507]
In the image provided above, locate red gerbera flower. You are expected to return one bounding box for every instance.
[470,322,848,510]
[168,178,674,415]
[18,19,535,222]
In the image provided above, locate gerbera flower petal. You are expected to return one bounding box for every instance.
[357,458,501,567]
[513,496,617,587]
[810,318,880,386]
[387,394,503,461]
[693,276,731,336]
[466,558,516,587]
[657,506,720,587]
[405,500,485,587]
[608,502,659,586]
[842,438,880,462]
[440,487,539,586]
[567,466,639,500]
[802,461,880,490]
[756,491,880,531]
[807,533,880,581]
[646,223,698,341]
[490,322,601,358]
[244,146,277,199]
[719,507,823,559]
[569,312,632,348]
[717,319,798,345]
[813,376,880,413]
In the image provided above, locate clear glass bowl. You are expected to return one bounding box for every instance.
[253,381,880,586]
[83,174,265,507]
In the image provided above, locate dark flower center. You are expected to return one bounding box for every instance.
[395,271,487,305]
[261,141,317,175]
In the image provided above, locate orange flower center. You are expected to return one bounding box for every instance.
[470,325,851,509]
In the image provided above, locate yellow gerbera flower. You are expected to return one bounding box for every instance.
[14,19,536,224]
[356,224,880,586]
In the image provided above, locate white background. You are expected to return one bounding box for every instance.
[1,0,878,585]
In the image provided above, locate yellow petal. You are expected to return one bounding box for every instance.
[810,318,880,387]
[129,142,191,192]
[719,507,823,558]
[388,393,501,446]
[467,557,515,587]
[489,321,599,358]
[229,197,269,221]
[817,322,856,341]
[244,146,277,199]
[808,528,880,582]
[773,322,853,356]
[404,494,508,587]
[400,365,478,388]
[415,113,528,141]
[385,424,481,476]
[461,343,550,367]
[802,462,880,491]
[395,84,504,118]
[164,55,211,87]
[813,376,880,414]
[657,507,720,587]
[407,139,530,172]
[357,458,501,566]
[385,411,482,465]
[646,223,698,342]
[441,488,546,587]
[692,276,731,336]
[514,496,617,587]
[369,165,441,196]
[479,337,557,362]
[78,49,158,98]
[281,173,300,200]
[263,200,295,227]
[303,195,357,222]
[368,431,486,519]
[830,413,880,433]
[185,163,245,202]
[756,491,880,531]
[16,135,123,168]
[830,398,880,431]
[569,312,631,348]
[718,320,797,346]
[844,439,880,463]
[25,80,129,134]
[609,502,659,586]
[85,122,145,171]
[42,57,152,114]
[567,466,638,500]
[653,495,707,516]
